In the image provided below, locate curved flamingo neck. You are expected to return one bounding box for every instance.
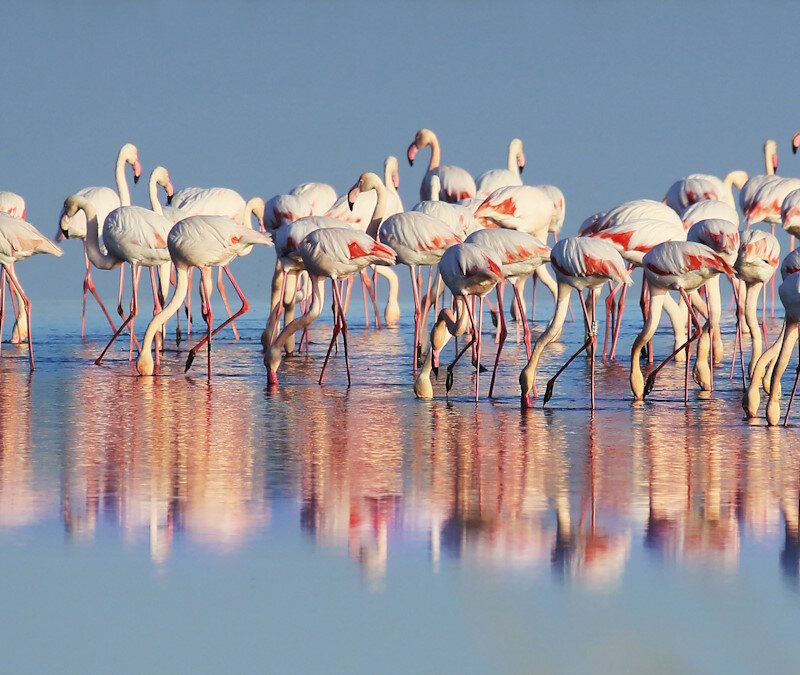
[427,135,441,171]
[366,181,387,239]
[75,198,121,270]
[267,275,325,373]
[149,174,163,216]
[115,150,132,206]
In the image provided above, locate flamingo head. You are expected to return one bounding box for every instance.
[348,172,383,211]
[152,166,174,204]
[120,143,142,184]
[408,128,435,166]
[384,155,400,188]
[136,350,154,376]
[793,131,800,155]
[510,137,525,173]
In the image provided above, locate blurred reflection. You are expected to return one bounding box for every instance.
[0,372,52,528]
[5,323,800,595]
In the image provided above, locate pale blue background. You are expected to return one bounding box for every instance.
[1,0,798,313]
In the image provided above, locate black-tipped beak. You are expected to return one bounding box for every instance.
[348,199,355,212]
[793,145,798,155]
[519,165,524,174]
[408,157,414,167]
[432,365,439,380]
[134,174,140,185]
[167,193,173,205]
[62,230,70,240]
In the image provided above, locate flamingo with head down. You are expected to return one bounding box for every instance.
[664,171,748,214]
[264,228,396,387]
[407,128,476,203]
[413,242,504,402]
[630,241,734,403]
[519,237,633,410]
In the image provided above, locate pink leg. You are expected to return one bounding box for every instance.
[0,268,5,355]
[319,281,342,385]
[410,266,421,373]
[216,267,239,340]
[512,282,532,359]
[770,224,776,318]
[185,267,251,372]
[489,282,508,398]
[334,280,352,386]
[6,265,34,371]
[96,263,139,366]
[117,265,126,319]
[476,296,484,402]
[200,269,214,379]
[361,268,382,329]
[128,265,143,361]
[784,336,800,426]
[609,278,630,361]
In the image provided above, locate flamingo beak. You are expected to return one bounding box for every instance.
[793,133,800,154]
[347,185,360,211]
[133,159,142,184]
[518,152,526,174]
[165,180,175,205]
[407,143,418,166]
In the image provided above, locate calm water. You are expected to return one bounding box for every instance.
[1,294,799,673]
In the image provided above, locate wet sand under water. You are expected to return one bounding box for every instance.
[0,305,799,673]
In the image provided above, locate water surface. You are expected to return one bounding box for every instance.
[1,300,798,673]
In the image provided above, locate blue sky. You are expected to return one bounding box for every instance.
[2,1,799,309]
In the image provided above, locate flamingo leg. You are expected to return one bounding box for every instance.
[128,265,143,361]
[445,295,479,396]
[770,223,776,318]
[418,266,435,361]
[185,267,251,372]
[543,287,597,407]
[643,288,703,402]
[784,339,800,426]
[489,282,508,398]
[705,286,714,391]
[319,280,342,385]
[361,268,382,329]
[5,264,34,371]
[97,263,140,366]
[334,279,352,386]
[512,282,532,359]
[185,267,193,336]
[198,268,214,379]
[609,279,629,361]
[0,268,5,354]
[82,244,117,336]
[410,266,421,373]
[216,266,239,340]
[117,264,126,319]
[149,267,162,367]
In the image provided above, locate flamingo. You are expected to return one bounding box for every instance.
[413,242,504,402]
[289,182,338,215]
[685,218,741,391]
[781,188,800,251]
[171,185,257,338]
[136,215,273,379]
[475,138,525,198]
[519,237,633,410]
[743,252,800,418]
[57,142,142,337]
[681,200,740,231]
[377,211,461,371]
[473,184,560,319]
[263,215,343,352]
[62,175,175,366]
[462,228,551,396]
[629,241,734,403]
[732,230,780,380]
[407,128,476,202]
[0,213,63,370]
[263,193,313,231]
[326,166,404,327]
[664,171,748,213]
[264,228,396,386]
[739,139,780,221]
[765,272,800,426]
[587,217,687,361]
[0,192,26,219]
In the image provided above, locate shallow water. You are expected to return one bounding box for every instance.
[1,296,799,673]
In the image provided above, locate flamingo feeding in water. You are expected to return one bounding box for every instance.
[136,215,273,379]
[519,237,633,410]
[630,241,734,403]
[0,213,63,370]
[407,128,476,203]
[413,242,504,402]
[264,228,396,387]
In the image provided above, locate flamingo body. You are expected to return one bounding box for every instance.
[377,212,461,267]
[289,182,337,215]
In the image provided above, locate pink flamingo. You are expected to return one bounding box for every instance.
[264,228,396,387]
[57,143,142,337]
[0,213,63,370]
[136,215,273,379]
[519,237,633,410]
[664,171,748,213]
[630,241,734,403]
[376,211,461,371]
[407,128,476,202]
[413,242,504,402]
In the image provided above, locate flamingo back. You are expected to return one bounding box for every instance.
[681,200,739,231]
[735,229,780,284]
[0,213,63,264]
[551,237,633,286]
[686,218,740,264]
[264,194,313,230]
[289,182,337,215]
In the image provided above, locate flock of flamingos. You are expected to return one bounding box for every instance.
[3,129,800,425]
